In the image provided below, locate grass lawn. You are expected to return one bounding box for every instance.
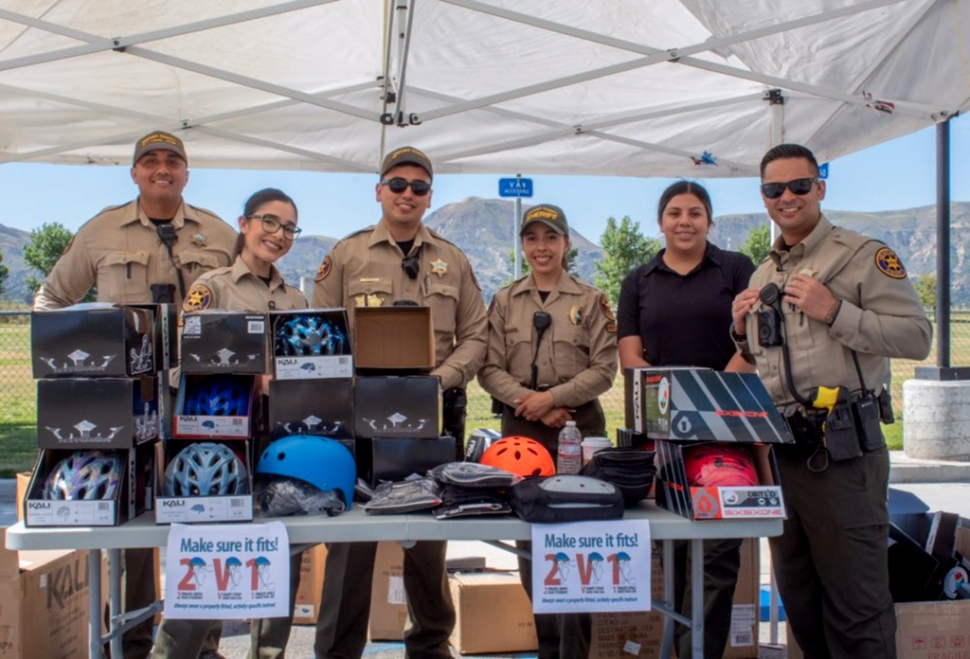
[0,424,38,478]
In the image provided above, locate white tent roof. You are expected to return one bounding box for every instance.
[1,0,968,177]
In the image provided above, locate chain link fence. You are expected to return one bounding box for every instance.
[2,311,967,470]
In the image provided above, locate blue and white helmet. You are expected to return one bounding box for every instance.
[163,442,250,497]
[45,450,123,501]
[183,376,249,417]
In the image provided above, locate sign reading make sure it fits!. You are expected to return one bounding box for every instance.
[164,521,290,620]
[532,520,651,614]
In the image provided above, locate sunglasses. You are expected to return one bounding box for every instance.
[760,177,820,200]
[381,177,431,196]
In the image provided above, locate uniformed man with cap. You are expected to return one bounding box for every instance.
[33,131,236,659]
[479,203,617,659]
[731,143,932,659]
[254,146,488,659]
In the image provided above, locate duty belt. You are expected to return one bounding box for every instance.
[784,410,825,447]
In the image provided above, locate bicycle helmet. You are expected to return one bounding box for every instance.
[274,315,347,356]
[45,450,123,501]
[255,436,356,510]
[684,444,759,488]
[481,436,555,477]
[163,442,251,497]
[183,375,250,417]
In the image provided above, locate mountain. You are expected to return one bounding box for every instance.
[2,199,968,305]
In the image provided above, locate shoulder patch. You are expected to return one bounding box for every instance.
[874,247,907,279]
[598,294,616,323]
[315,255,333,282]
[183,284,213,311]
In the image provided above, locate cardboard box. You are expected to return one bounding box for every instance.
[357,436,458,486]
[656,441,786,521]
[174,374,256,439]
[271,309,353,379]
[32,304,156,378]
[268,379,354,440]
[368,541,409,641]
[354,307,434,372]
[354,376,441,439]
[725,538,759,659]
[624,368,793,443]
[591,551,664,658]
[155,440,253,524]
[293,544,328,625]
[131,303,177,372]
[15,472,30,523]
[0,530,95,659]
[23,444,152,527]
[449,571,538,654]
[37,376,160,449]
[181,311,268,375]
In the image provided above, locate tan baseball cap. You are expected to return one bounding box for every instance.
[132,131,187,165]
[520,204,569,237]
[380,146,433,180]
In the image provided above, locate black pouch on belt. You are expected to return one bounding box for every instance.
[823,396,864,461]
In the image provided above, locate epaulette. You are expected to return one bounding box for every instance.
[186,203,224,220]
[336,225,377,245]
[830,225,878,252]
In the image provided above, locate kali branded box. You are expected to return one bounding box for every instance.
[181,310,268,375]
[354,307,435,372]
[268,379,354,440]
[625,367,794,444]
[23,444,153,527]
[354,376,441,439]
[155,439,254,524]
[173,374,256,439]
[449,571,538,654]
[32,303,156,378]
[271,309,353,380]
[356,436,458,487]
[0,530,95,659]
[655,440,786,521]
[37,376,160,449]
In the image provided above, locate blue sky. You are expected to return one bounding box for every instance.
[1,112,967,245]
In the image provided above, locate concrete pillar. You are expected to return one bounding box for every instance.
[903,379,970,460]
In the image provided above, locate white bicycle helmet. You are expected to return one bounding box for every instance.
[45,450,123,500]
[163,442,250,497]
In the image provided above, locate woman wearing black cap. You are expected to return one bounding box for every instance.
[616,180,756,659]
[479,203,618,659]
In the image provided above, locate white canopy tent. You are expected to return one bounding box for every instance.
[1,0,968,176]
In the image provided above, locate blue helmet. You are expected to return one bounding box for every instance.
[274,315,347,356]
[183,375,249,417]
[255,436,356,510]
[163,442,250,497]
[45,450,123,501]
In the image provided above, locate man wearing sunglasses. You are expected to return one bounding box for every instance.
[253,146,487,659]
[33,131,236,659]
[731,143,931,659]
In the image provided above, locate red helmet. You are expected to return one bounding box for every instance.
[684,444,759,488]
[481,436,555,477]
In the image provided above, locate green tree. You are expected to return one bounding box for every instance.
[739,224,771,265]
[0,249,8,296]
[506,246,580,284]
[594,216,660,307]
[914,272,937,317]
[24,222,96,301]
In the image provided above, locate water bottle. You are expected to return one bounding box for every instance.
[557,421,583,475]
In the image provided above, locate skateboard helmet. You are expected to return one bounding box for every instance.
[684,444,759,488]
[255,436,356,511]
[481,436,555,477]
[163,442,250,497]
[182,375,249,416]
[45,450,123,500]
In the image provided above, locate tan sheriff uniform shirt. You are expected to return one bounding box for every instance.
[738,215,931,410]
[479,273,618,409]
[183,256,309,313]
[34,199,236,309]
[312,221,488,391]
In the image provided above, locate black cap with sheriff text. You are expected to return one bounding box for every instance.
[380,146,433,180]
[132,131,187,166]
[520,204,569,238]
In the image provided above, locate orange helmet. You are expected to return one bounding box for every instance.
[480,436,555,477]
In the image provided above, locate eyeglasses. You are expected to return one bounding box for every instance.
[248,214,302,239]
[381,177,431,196]
[760,178,820,200]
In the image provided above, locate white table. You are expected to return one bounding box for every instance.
[6,503,782,659]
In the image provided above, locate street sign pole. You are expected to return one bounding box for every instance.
[498,174,533,281]
[514,175,522,279]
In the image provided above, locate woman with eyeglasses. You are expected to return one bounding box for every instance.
[478,203,617,659]
[152,188,307,659]
[616,180,755,659]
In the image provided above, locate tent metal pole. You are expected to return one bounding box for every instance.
[936,119,951,368]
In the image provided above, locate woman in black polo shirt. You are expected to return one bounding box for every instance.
[616,180,756,659]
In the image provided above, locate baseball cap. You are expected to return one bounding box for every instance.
[520,204,569,237]
[132,131,187,165]
[380,146,433,180]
